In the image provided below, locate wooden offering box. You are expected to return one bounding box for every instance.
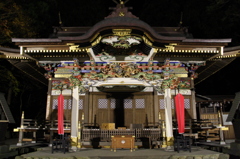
[111,135,135,152]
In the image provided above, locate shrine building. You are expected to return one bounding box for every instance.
[1,0,238,149]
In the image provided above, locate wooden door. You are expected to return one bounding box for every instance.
[124,96,146,127]
[93,92,152,128]
[95,94,115,125]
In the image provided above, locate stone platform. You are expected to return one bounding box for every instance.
[4,138,231,159]
[15,146,229,159]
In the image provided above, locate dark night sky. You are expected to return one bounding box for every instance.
[195,58,240,96]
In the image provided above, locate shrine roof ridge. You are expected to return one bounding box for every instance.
[58,17,186,41]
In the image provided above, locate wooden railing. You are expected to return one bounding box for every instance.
[15,114,230,146]
[81,128,161,143]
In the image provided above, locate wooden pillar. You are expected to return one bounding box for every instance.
[71,86,79,151]
[153,90,159,124]
[88,89,94,124]
[84,91,89,124]
[164,89,174,151]
[191,78,197,119]
[45,78,52,120]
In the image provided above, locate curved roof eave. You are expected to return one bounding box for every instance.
[0,47,19,53]
[12,38,62,43]
[182,38,232,43]
[59,17,186,42]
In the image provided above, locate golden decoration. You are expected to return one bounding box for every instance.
[112,29,132,36]
[67,43,80,50]
[142,36,152,46]
[143,33,154,42]
[91,34,101,46]
[90,33,100,42]
[119,12,125,16]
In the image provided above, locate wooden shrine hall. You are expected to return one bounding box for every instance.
[1,0,238,150]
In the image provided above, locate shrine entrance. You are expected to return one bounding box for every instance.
[90,92,152,128]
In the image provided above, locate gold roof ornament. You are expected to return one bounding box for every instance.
[119,12,125,16]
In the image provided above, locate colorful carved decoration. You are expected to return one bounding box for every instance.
[96,53,116,62]
[52,79,70,90]
[133,71,161,81]
[43,57,196,94]
[52,75,89,94]
[101,36,142,49]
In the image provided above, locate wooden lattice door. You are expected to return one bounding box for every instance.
[96,98,115,124]
[94,93,150,128]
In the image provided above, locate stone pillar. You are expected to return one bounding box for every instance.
[218,109,226,145]
[71,86,79,151]
[17,111,24,146]
[164,89,174,151]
